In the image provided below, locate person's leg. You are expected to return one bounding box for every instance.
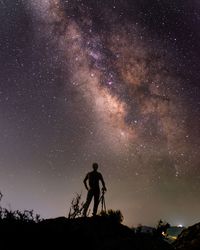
[93,189,100,216]
[83,190,93,216]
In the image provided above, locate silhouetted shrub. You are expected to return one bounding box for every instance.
[68,192,84,219]
[0,191,42,223]
[135,224,142,234]
[155,219,170,238]
[100,209,124,223]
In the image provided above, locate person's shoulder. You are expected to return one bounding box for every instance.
[85,172,90,177]
[97,171,103,177]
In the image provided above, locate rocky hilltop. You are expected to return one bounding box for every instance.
[0,216,174,250]
[173,222,200,250]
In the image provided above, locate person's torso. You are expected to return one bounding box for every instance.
[88,171,101,189]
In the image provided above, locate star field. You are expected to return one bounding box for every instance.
[0,0,200,227]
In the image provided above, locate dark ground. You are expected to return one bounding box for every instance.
[0,216,174,250]
[173,222,200,250]
[1,215,200,250]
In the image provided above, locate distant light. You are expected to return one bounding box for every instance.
[178,224,183,227]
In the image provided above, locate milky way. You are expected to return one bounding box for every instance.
[29,0,184,155]
[0,0,200,226]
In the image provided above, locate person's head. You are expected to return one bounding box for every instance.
[92,162,98,171]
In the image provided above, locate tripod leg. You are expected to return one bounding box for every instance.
[101,196,104,212]
[103,197,106,212]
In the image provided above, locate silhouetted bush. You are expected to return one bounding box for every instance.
[155,219,170,238]
[68,192,84,219]
[135,223,143,234]
[100,209,124,223]
[0,191,42,223]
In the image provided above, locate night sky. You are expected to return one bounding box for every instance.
[0,0,200,227]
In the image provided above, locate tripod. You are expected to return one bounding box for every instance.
[99,188,106,213]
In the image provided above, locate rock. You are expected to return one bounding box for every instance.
[173,222,200,250]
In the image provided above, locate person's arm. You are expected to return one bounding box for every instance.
[99,173,107,191]
[83,173,89,190]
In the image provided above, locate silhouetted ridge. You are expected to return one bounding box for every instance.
[173,222,200,250]
[0,215,174,250]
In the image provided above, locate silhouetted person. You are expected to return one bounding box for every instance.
[83,162,107,217]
